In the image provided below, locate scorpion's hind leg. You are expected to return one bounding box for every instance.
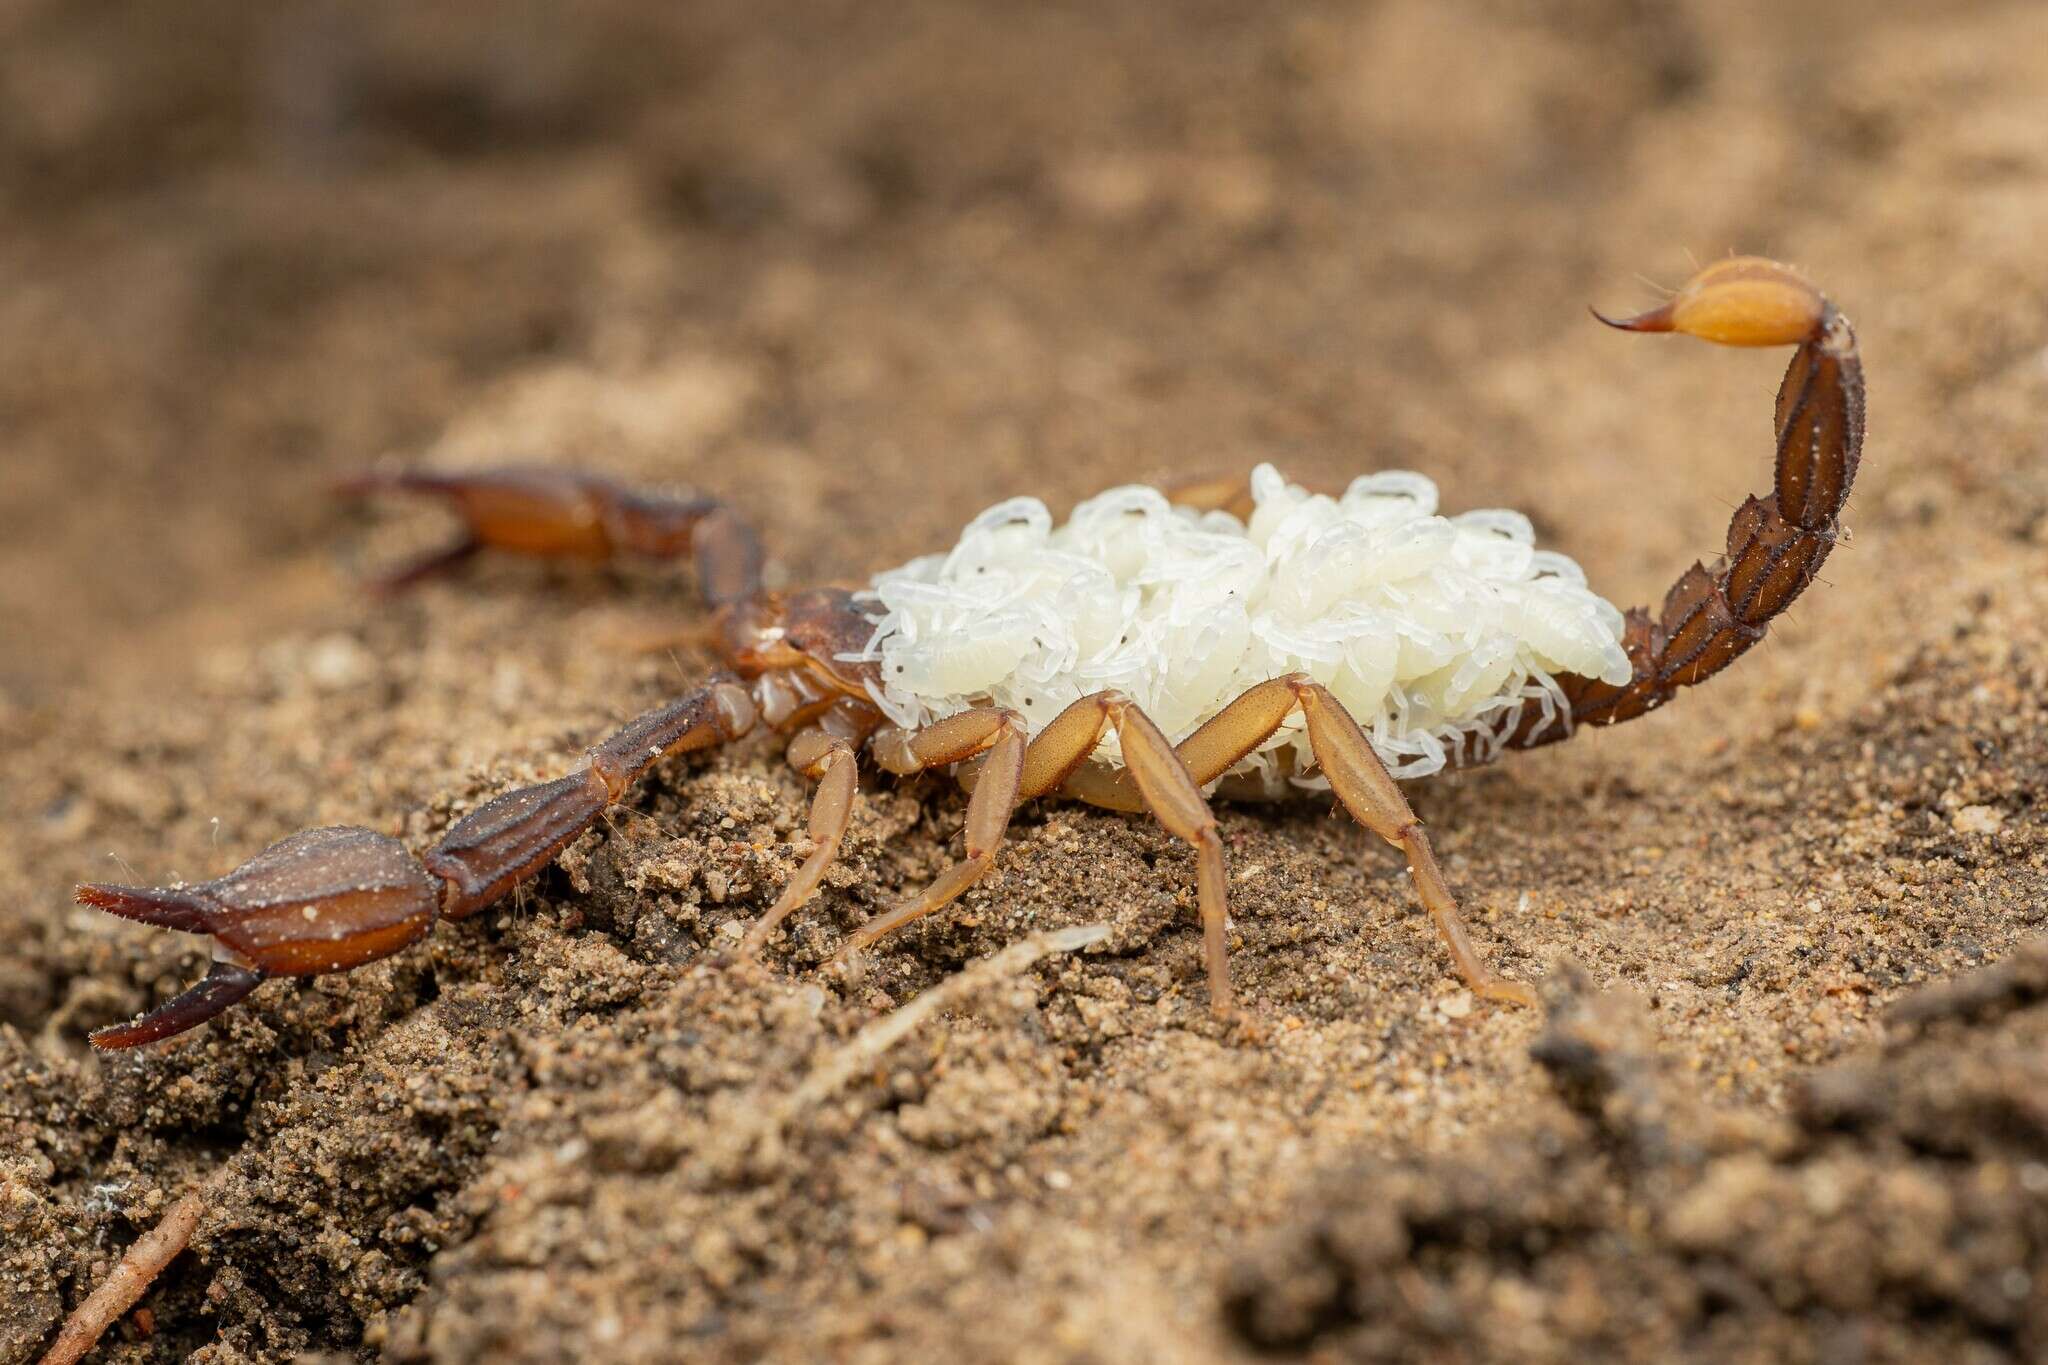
[336,467,765,607]
[1177,675,1539,1008]
[83,683,757,1048]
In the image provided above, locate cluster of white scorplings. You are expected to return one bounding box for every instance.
[845,465,1634,789]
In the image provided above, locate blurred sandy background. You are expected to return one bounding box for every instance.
[2,2,2045,1361]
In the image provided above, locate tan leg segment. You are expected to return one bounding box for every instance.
[1176,675,1302,786]
[738,729,860,956]
[1089,696,1233,1013]
[1164,472,1257,520]
[1176,674,1537,1007]
[869,691,1235,1010]
[837,709,1028,957]
[870,708,1026,777]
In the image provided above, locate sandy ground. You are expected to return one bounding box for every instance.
[3,1,2046,1361]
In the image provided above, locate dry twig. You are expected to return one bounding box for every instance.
[789,922,1109,1116]
[721,922,1109,1170]
[39,1188,206,1365]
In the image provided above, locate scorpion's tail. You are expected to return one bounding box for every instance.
[1505,256,1864,752]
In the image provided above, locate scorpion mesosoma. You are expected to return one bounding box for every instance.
[79,257,1862,1048]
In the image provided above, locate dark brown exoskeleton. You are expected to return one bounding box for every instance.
[79,258,1863,1048]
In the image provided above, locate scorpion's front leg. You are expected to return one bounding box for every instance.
[735,713,870,957]
[1177,675,1539,1008]
[840,694,1233,1013]
[828,708,1030,962]
[81,683,756,1048]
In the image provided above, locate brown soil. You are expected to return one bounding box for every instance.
[3,2,2045,1361]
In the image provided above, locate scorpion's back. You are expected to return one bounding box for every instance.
[846,465,1634,790]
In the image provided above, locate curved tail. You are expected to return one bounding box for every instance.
[1511,257,1866,749]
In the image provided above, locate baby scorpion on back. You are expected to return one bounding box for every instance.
[79,257,1863,1047]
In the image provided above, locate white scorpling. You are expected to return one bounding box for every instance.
[842,465,1634,791]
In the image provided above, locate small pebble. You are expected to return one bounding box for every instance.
[305,633,372,690]
[1952,805,2003,835]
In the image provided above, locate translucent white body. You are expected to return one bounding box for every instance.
[844,465,1633,791]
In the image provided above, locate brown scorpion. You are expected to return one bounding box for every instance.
[78,257,1863,1048]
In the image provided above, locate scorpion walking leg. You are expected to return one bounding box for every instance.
[1035,692,1233,1010]
[1177,675,1538,1007]
[737,728,861,956]
[82,683,756,1048]
[852,692,1233,1009]
[833,708,1028,961]
[337,467,765,606]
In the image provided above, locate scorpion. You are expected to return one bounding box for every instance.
[78,257,1862,1048]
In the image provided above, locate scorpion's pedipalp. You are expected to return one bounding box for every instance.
[1506,257,1864,752]
[82,686,759,1046]
[74,881,212,932]
[83,826,445,1047]
[337,465,766,607]
[364,534,482,596]
[599,486,765,606]
[685,505,767,608]
[433,681,759,919]
[425,772,615,922]
[335,467,618,577]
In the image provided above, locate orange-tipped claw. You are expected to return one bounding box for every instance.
[1594,257,1828,348]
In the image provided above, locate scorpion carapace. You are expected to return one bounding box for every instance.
[79,257,1863,1048]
